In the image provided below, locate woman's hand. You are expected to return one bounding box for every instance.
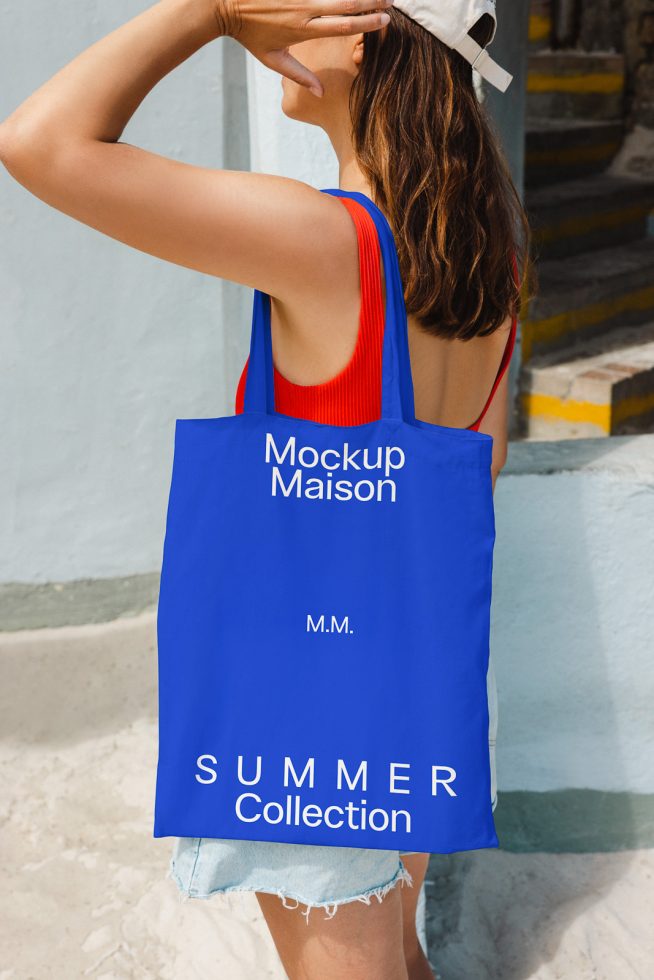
[213,0,393,96]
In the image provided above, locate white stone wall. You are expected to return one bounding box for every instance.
[493,434,654,795]
[0,5,345,586]
[1,3,250,582]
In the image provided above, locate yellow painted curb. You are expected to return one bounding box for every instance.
[521,284,654,361]
[521,389,654,431]
[526,141,621,168]
[521,392,611,431]
[529,14,551,44]
[528,73,624,94]
[535,204,650,245]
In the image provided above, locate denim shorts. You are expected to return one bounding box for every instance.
[167,655,499,924]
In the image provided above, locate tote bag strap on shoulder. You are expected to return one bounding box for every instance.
[242,188,417,425]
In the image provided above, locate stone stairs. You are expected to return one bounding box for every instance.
[525,118,623,189]
[520,320,654,438]
[521,238,654,361]
[527,51,625,121]
[525,173,654,260]
[518,0,654,439]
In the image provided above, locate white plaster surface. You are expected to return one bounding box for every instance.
[0,3,346,588]
[493,436,654,793]
[0,2,250,584]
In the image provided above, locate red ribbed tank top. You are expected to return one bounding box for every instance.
[234,197,517,430]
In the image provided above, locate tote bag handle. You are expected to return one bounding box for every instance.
[242,188,417,425]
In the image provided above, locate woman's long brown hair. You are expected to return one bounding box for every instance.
[349,11,535,340]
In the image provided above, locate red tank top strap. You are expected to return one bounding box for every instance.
[467,314,518,431]
[234,197,385,425]
[467,252,520,432]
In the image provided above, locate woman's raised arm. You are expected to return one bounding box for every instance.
[0,0,391,296]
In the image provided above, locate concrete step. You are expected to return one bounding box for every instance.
[525,173,654,261]
[525,117,624,188]
[529,0,552,52]
[519,320,654,439]
[527,50,625,121]
[521,238,654,362]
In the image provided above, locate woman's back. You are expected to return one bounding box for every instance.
[235,192,516,436]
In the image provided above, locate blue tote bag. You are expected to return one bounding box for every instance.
[154,187,499,854]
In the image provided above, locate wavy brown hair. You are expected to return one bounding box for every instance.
[349,11,535,341]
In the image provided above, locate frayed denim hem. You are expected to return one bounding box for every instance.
[166,856,414,926]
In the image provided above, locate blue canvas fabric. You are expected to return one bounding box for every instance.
[154,187,499,854]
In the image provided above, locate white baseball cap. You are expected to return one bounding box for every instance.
[391,0,513,93]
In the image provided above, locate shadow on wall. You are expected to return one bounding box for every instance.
[424,846,637,977]
[424,432,648,977]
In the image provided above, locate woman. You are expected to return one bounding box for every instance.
[0,0,532,977]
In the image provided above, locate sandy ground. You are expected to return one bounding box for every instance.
[1,612,652,980]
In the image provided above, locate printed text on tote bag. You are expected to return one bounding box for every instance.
[265,433,406,503]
